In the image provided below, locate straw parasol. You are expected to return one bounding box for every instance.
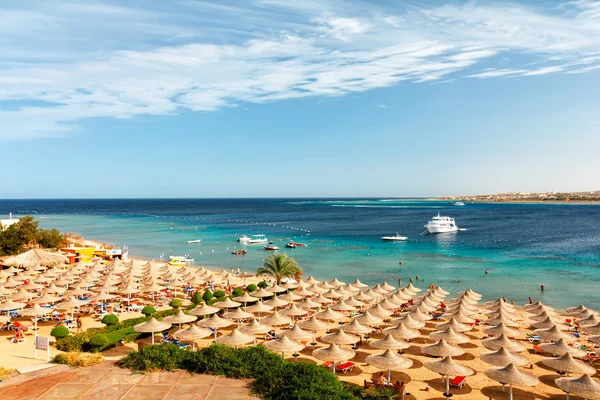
[354,310,383,327]
[331,300,356,312]
[3,249,68,269]
[353,291,374,302]
[189,303,220,317]
[197,313,234,339]
[134,318,171,344]
[233,292,259,305]
[368,304,393,318]
[393,314,425,329]
[280,324,313,341]
[341,319,373,335]
[163,309,197,328]
[268,284,288,294]
[56,297,89,319]
[581,322,600,335]
[485,363,539,400]
[224,308,254,324]
[239,319,273,336]
[484,323,521,338]
[383,322,420,341]
[298,315,328,332]
[405,283,422,293]
[293,287,314,297]
[437,318,472,333]
[244,301,274,320]
[482,334,526,352]
[173,324,212,350]
[429,327,470,345]
[329,278,346,287]
[369,333,411,351]
[264,295,290,309]
[261,311,292,331]
[298,297,321,310]
[320,329,360,346]
[425,356,474,397]
[531,317,570,331]
[380,281,396,291]
[19,303,48,335]
[421,338,465,357]
[312,343,355,370]
[578,314,600,327]
[350,279,369,289]
[215,328,255,347]
[541,352,596,376]
[529,310,559,322]
[366,349,413,383]
[480,347,530,367]
[555,374,600,400]
[589,335,600,344]
[303,276,321,285]
[278,291,302,302]
[534,325,572,342]
[280,304,308,320]
[410,308,432,322]
[486,315,519,327]
[10,289,36,301]
[214,297,241,310]
[89,291,116,303]
[315,307,344,325]
[250,288,273,298]
[313,294,334,304]
[264,334,305,357]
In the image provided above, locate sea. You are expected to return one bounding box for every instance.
[1,198,599,310]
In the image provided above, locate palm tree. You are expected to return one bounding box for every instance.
[256,253,301,285]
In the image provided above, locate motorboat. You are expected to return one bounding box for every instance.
[232,249,247,255]
[248,234,268,244]
[454,202,466,206]
[381,233,407,241]
[185,239,201,244]
[424,213,459,234]
[285,242,297,248]
[237,235,250,243]
[264,242,279,251]
[169,255,194,262]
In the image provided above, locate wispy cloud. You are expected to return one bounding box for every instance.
[373,104,387,109]
[1,0,600,140]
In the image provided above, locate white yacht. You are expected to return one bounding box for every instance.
[248,234,268,244]
[454,201,465,206]
[237,235,250,243]
[424,213,459,234]
[382,233,407,241]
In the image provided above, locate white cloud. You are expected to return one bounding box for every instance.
[1,0,600,140]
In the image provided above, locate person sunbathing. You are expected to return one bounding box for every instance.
[377,372,389,386]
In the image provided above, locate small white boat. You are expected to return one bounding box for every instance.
[454,201,466,206]
[185,239,201,244]
[169,255,194,262]
[237,235,250,243]
[382,233,407,242]
[264,242,279,251]
[424,213,459,234]
[248,234,268,244]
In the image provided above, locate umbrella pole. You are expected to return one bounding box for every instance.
[152,332,155,345]
[509,384,513,400]
[446,374,450,397]
[387,369,391,384]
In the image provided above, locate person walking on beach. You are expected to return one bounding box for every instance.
[76,316,82,333]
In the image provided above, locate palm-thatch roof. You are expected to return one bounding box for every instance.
[2,249,68,269]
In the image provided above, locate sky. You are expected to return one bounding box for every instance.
[1,0,600,198]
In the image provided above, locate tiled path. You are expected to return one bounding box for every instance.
[0,362,259,400]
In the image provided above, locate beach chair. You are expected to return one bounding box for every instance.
[583,352,598,362]
[527,334,542,343]
[335,362,355,373]
[322,361,334,369]
[533,345,544,355]
[450,376,467,389]
[11,321,30,332]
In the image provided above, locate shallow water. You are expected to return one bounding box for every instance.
[2,198,599,309]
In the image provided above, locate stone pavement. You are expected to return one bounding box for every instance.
[0,361,259,400]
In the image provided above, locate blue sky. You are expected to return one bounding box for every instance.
[1,0,599,198]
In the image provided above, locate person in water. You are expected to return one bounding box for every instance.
[540,284,546,291]
[528,297,533,304]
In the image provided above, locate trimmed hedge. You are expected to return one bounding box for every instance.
[51,326,70,339]
[245,284,257,292]
[101,314,119,326]
[141,306,156,316]
[190,291,203,305]
[213,290,226,298]
[231,288,243,297]
[257,281,268,289]
[119,344,361,400]
[169,299,183,308]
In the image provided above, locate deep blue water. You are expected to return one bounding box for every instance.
[1,198,599,309]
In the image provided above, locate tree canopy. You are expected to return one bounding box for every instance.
[0,215,68,256]
[256,252,302,285]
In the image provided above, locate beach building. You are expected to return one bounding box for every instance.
[0,213,19,229]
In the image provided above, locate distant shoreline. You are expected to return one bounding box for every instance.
[434,199,600,205]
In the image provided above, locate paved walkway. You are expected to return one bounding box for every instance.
[0,361,259,400]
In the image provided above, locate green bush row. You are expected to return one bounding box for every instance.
[118,343,361,400]
[89,327,140,352]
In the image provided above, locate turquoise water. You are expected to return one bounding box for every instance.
[2,198,599,310]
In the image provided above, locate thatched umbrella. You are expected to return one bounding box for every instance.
[480,347,529,367]
[425,356,474,397]
[244,301,273,321]
[329,278,346,287]
[369,333,410,352]
[482,334,526,353]
[350,279,369,289]
[341,319,373,336]
[529,310,559,322]
[313,294,334,305]
[264,334,305,358]
[354,310,383,327]
[214,297,241,310]
[280,304,308,322]
[430,327,469,345]
[345,296,365,308]
[0,299,26,311]
[368,304,393,319]
[293,287,314,297]
[19,304,48,335]
[189,303,220,317]
[410,308,433,322]
[215,328,255,347]
[565,305,588,315]
[539,339,586,358]
[485,363,539,400]
[134,318,171,345]
[264,295,290,309]
[484,323,521,338]
[280,324,313,342]
[298,315,328,339]
[392,314,425,329]
[173,324,212,350]
[405,283,422,293]
[307,284,324,294]
[224,308,254,326]
[437,318,472,333]
[366,349,413,384]
[320,329,360,346]
[353,291,374,302]
[578,314,600,327]
[542,352,596,376]
[581,322,600,335]
[383,322,421,341]
[278,291,302,302]
[331,300,356,312]
[56,297,89,319]
[421,338,465,358]
[303,276,321,285]
[163,309,197,329]
[589,335,600,344]
[249,287,273,298]
[312,343,355,371]
[298,297,321,310]
[239,319,273,336]
[531,317,570,331]
[555,374,600,400]
[315,307,344,332]
[3,249,68,269]
[10,289,37,301]
[33,291,61,304]
[535,325,572,342]
[261,311,292,332]
[197,313,234,339]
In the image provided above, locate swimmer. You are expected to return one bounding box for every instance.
[540,284,546,291]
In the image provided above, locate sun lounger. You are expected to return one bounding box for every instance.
[533,345,544,355]
[11,321,31,332]
[335,362,355,373]
[527,334,542,343]
[583,352,598,362]
[322,361,334,369]
[450,376,467,389]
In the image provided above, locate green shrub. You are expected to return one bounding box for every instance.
[89,334,109,347]
[186,303,196,311]
[52,352,103,367]
[101,314,119,326]
[119,343,189,372]
[232,288,243,297]
[245,284,257,292]
[51,326,70,339]
[257,281,268,289]
[202,290,213,302]
[213,290,226,299]
[142,306,156,316]
[190,291,203,305]
[169,298,183,308]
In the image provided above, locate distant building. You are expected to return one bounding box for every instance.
[0,213,19,229]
